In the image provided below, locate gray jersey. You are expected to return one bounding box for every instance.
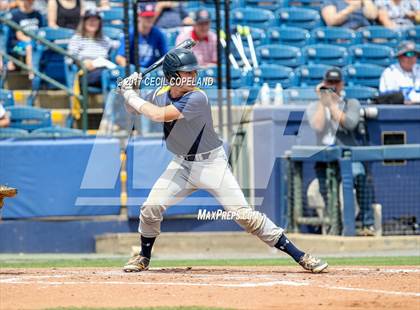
[143,86,223,156]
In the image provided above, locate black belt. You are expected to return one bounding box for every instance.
[183,151,211,161]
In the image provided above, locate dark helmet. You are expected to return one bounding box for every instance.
[162,48,200,80]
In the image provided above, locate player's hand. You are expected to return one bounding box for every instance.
[118,72,142,93]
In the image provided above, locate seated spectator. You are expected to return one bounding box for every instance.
[116,4,168,68]
[68,9,118,87]
[8,0,45,79]
[48,0,84,29]
[379,41,420,104]
[175,9,217,67]
[307,68,376,236]
[376,0,420,30]
[153,1,193,29]
[0,103,10,128]
[321,0,378,30]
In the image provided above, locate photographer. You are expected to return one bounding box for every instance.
[307,68,376,236]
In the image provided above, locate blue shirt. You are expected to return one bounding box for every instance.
[117,27,168,68]
[10,8,44,44]
[322,0,371,29]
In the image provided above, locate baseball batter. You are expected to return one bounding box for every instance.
[119,48,328,273]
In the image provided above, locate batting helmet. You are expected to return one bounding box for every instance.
[162,48,200,80]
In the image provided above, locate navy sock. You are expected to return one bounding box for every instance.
[274,234,305,262]
[140,235,156,259]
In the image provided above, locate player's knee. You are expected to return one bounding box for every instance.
[140,204,164,223]
[235,208,265,234]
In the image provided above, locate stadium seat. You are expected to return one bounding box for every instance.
[358,26,402,48]
[343,86,379,104]
[343,64,385,88]
[311,27,357,47]
[254,64,297,88]
[30,126,85,138]
[286,0,323,11]
[256,44,304,67]
[404,26,420,43]
[102,65,135,97]
[295,64,332,86]
[231,7,275,28]
[236,27,267,48]
[243,0,286,10]
[284,87,318,105]
[102,8,124,29]
[267,26,310,47]
[0,127,29,138]
[0,89,14,107]
[32,27,75,92]
[199,65,253,89]
[349,44,395,67]
[6,106,52,131]
[102,26,123,60]
[275,7,321,30]
[303,44,349,67]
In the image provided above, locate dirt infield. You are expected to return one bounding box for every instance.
[1,266,419,310]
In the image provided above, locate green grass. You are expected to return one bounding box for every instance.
[0,256,419,269]
[45,307,232,310]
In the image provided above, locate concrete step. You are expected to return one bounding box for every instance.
[95,232,420,258]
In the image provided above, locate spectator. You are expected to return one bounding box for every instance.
[8,0,44,79]
[321,0,378,30]
[376,0,420,30]
[153,1,193,29]
[379,41,420,104]
[175,9,217,67]
[116,3,168,68]
[0,103,10,128]
[48,0,84,29]
[68,9,118,87]
[307,68,376,236]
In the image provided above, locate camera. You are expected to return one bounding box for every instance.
[319,86,336,92]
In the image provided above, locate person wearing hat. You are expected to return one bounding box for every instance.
[175,9,217,67]
[68,9,119,87]
[116,3,168,68]
[379,41,420,104]
[308,68,376,236]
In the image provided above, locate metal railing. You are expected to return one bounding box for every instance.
[0,16,89,131]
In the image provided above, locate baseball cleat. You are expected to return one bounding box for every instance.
[299,253,328,273]
[123,254,150,272]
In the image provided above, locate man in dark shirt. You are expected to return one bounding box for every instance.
[116,3,168,68]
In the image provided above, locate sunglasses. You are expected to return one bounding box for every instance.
[403,51,417,58]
